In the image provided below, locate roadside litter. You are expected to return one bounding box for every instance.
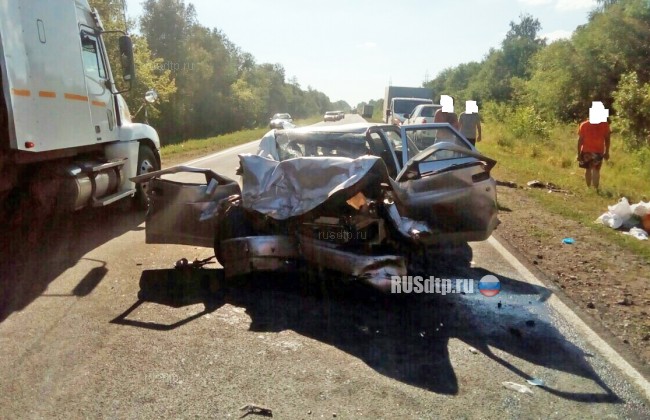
[624,227,649,241]
[596,198,650,240]
[526,378,545,387]
[496,180,518,188]
[526,180,571,194]
[502,381,534,395]
[562,238,575,245]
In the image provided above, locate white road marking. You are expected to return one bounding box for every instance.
[488,235,650,400]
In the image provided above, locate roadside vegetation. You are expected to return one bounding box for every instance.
[417,0,650,260]
[90,0,349,145]
[479,117,650,261]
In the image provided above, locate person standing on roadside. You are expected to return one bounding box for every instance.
[434,95,459,129]
[577,101,611,190]
[459,100,482,147]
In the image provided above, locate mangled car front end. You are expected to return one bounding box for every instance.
[133,123,498,292]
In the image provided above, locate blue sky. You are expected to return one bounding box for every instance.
[126,0,597,106]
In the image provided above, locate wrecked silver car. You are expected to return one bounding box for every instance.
[133,123,498,292]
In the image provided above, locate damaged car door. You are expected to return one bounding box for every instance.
[131,166,241,248]
[390,124,499,243]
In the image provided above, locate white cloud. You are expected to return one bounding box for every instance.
[542,29,573,42]
[357,42,377,50]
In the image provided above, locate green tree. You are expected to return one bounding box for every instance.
[89,0,175,125]
[612,72,650,149]
[524,40,583,120]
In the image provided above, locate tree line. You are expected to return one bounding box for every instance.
[422,0,650,150]
[90,0,349,144]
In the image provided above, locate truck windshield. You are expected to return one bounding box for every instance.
[394,99,430,114]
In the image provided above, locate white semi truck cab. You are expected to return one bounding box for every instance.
[0,0,161,213]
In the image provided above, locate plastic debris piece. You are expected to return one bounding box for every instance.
[623,227,648,241]
[527,378,545,387]
[239,403,273,418]
[562,238,575,245]
[502,381,534,394]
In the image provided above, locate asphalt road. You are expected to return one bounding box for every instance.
[1,114,649,419]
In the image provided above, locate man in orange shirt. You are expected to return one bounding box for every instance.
[577,102,611,189]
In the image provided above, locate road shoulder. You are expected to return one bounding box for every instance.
[494,184,650,370]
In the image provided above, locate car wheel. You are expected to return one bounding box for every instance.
[134,145,159,210]
[213,199,255,265]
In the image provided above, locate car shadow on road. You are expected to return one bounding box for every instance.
[115,265,621,403]
[0,207,145,323]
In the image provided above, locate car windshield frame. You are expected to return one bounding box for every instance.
[399,123,474,164]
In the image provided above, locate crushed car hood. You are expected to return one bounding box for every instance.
[239,154,389,220]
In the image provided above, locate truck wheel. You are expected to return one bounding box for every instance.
[134,145,159,210]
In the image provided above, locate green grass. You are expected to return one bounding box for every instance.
[160,116,323,162]
[480,121,650,261]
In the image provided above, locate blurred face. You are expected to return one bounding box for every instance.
[589,101,609,123]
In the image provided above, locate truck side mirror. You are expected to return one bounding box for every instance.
[118,36,136,84]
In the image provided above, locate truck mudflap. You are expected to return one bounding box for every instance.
[219,234,407,293]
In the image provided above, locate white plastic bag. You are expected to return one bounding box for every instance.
[623,227,649,240]
[597,198,633,229]
[608,197,633,220]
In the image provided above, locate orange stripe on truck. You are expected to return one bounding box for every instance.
[91,100,106,107]
[11,88,31,97]
[64,93,88,102]
[39,91,57,98]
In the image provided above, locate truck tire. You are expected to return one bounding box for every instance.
[134,145,159,210]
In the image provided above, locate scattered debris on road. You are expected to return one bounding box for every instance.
[502,381,534,395]
[239,403,273,418]
[174,256,216,269]
[527,378,545,387]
